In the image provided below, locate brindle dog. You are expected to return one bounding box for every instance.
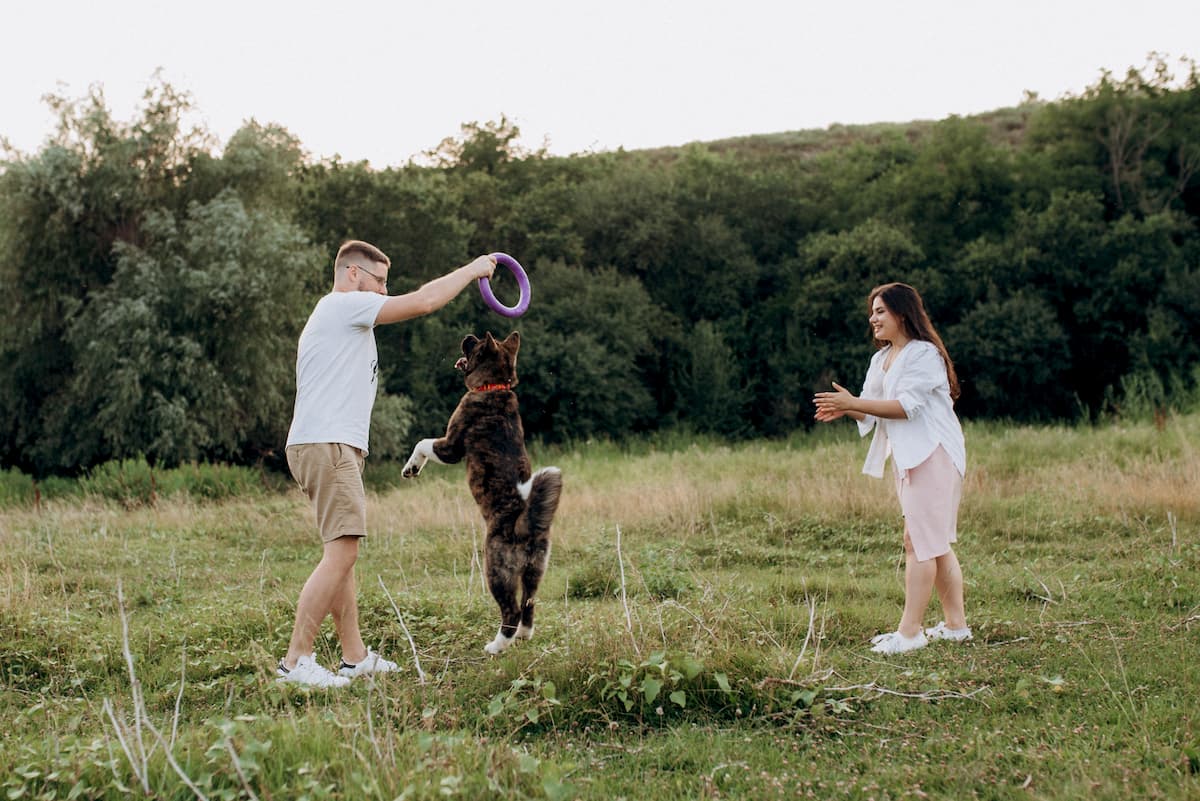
[402,331,562,654]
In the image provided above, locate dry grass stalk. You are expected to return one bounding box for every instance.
[615,524,640,657]
[225,739,260,801]
[378,575,427,684]
[106,582,208,800]
[788,587,818,680]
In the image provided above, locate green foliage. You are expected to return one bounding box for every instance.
[80,457,159,507]
[586,651,720,722]
[75,456,268,506]
[46,189,318,469]
[486,676,564,731]
[0,79,212,474]
[948,292,1073,419]
[155,461,272,500]
[636,546,696,599]
[0,80,318,475]
[367,391,417,461]
[4,57,1200,475]
[0,467,36,508]
[755,219,924,432]
[393,258,666,444]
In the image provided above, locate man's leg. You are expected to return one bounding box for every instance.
[283,536,360,669]
[331,560,367,665]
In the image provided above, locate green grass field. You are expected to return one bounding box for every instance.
[2,414,1198,800]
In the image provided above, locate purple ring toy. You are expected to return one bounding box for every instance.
[479,252,530,317]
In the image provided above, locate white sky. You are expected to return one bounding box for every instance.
[3,0,1197,167]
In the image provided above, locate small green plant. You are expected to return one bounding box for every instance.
[567,543,619,599]
[637,546,695,599]
[586,651,728,723]
[486,676,564,732]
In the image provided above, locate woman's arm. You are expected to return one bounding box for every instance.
[813,382,907,420]
[814,407,866,422]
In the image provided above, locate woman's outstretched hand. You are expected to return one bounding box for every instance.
[813,382,855,422]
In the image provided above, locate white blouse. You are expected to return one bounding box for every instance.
[855,340,966,479]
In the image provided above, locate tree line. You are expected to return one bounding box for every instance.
[2,56,1198,477]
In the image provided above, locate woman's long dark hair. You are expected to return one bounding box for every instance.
[868,283,960,401]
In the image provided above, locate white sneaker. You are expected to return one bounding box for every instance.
[276,654,350,688]
[338,648,399,678]
[870,630,928,655]
[924,621,973,642]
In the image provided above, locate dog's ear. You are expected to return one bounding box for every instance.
[461,335,480,356]
[501,331,520,355]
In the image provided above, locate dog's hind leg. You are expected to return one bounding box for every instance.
[484,609,522,654]
[516,602,534,641]
[516,542,550,641]
[484,563,523,655]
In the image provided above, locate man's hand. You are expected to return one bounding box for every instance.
[468,254,497,281]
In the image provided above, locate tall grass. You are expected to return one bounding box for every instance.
[1,414,1198,799]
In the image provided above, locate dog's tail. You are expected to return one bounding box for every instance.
[521,466,563,539]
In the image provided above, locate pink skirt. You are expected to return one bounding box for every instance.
[893,444,962,562]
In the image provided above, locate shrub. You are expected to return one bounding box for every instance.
[0,468,35,508]
[79,457,157,508]
[157,462,267,500]
[78,457,270,506]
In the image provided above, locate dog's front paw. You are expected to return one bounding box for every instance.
[402,451,427,478]
[515,623,534,641]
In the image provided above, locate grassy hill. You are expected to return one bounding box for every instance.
[630,102,1042,165]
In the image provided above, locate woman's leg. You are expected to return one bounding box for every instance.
[933,547,967,629]
[898,530,937,638]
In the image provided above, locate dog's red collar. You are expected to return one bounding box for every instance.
[472,383,512,393]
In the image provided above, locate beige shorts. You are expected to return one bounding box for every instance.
[286,443,367,542]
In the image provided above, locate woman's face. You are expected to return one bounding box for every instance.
[869,296,904,343]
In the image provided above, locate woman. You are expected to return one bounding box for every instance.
[813,283,971,655]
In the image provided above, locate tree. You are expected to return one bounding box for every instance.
[673,320,752,436]
[878,117,1016,261]
[753,220,925,433]
[1027,54,1200,217]
[0,79,212,473]
[40,190,319,469]
[425,116,538,175]
[946,293,1073,420]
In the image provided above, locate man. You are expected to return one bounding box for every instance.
[277,240,496,687]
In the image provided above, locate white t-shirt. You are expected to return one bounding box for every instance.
[285,291,390,453]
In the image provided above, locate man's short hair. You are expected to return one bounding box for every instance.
[335,240,391,271]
